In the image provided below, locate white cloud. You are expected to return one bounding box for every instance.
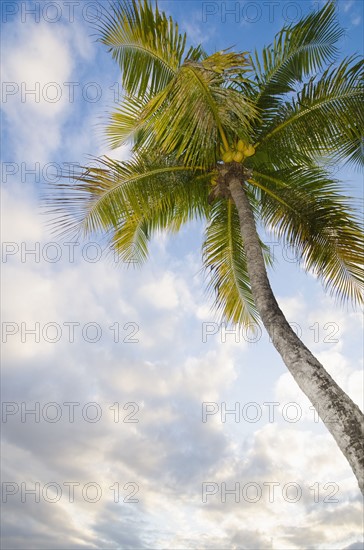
[138,271,188,310]
[343,1,354,13]
[1,18,95,164]
[1,5,363,549]
[181,11,216,46]
[351,15,362,26]
[276,294,307,321]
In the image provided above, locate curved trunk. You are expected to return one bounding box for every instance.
[228,174,364,495]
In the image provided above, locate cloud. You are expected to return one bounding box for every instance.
[343,1,354,13]
[4,188,361,548]
[2,4,363,549]
[351,15,362,26]
[179,7,216,46]
[344,543,364,550]
[138,271,183,310]
[1,18,95,164]
[3,188,362,548]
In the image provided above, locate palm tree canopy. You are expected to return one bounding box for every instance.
[46,0,364,324]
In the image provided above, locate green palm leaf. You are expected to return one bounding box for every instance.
[104,47,258,165]
[250,1,343,113]
[202,198,272,326]
[44,153,210,263]
[249,165,364,305]
[97,0,188,97]
[256,57,364,168]
[105,93,151,150]
[134,61,257,168]
[45,0,363,316]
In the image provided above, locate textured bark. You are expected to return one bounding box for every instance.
[228,172,364,495]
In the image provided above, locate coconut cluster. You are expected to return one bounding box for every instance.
[221,140,255,163]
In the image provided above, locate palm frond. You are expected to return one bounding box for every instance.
[110,216,150,265]
[104,52,257,166]
[44,0,363,315]
[44,153,210,264]
[256,57,364,168]
[184,43,208,62]
[105,93,151,149]
[202,198,272,326]
[135,61,258,168]
[97,0,187,97]
[201,49,249,78]
[250,1,343,113]
[249,165,364,305]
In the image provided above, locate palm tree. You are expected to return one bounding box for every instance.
[46,1,364,493]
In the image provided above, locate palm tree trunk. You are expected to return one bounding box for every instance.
[228,174,364,495]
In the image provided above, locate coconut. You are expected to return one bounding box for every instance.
[222,151,233,163]
[233,151,244,162]
[244,144,255,157]
[237,140,247,152]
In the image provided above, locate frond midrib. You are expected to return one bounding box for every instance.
[255,38,338,103]
[83,164,202,228]
[112,42,179,75]
[259,89,362,145]
[226,200,252,308]
[183,64,228,149]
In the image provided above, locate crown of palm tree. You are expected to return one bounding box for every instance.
[46,0,364,325]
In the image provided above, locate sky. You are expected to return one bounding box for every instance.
[1,0,364,549]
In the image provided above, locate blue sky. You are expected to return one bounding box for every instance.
[1,1,364,548]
